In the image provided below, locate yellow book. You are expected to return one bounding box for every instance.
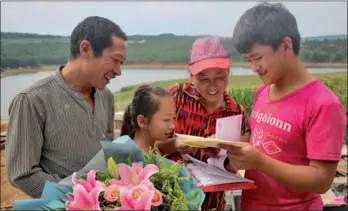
[176,133,244,148]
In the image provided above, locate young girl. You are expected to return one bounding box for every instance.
[219,2,347,210]
[120,84,177,154]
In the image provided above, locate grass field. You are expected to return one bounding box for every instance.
[113,72,347,113]
[113,74,261,112]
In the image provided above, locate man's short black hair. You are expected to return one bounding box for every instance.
[232,2,301,55]
[70,16,127,59]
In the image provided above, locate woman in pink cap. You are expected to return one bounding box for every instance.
[156,36,247,210]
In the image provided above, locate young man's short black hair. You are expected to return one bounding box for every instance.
[70,16,127,59]
[232,2,301,55]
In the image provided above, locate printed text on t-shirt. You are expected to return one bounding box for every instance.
[250,109,292,132]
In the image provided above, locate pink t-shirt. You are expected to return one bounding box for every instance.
[241,79,346,210]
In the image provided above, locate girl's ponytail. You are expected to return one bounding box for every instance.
[120,104,136,139]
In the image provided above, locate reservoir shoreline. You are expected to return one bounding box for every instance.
[1,62,347,78]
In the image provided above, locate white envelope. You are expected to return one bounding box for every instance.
[215,114,242,142]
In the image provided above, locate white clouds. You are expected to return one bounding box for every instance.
[1,1,347,37]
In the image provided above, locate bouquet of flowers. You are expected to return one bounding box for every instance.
[13,135,205,210]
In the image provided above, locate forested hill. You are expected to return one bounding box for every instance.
[1,32,347,69]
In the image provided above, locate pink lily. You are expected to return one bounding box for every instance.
[71,170,106,192]
[109,162,159,189]
[66,184,103,210]
[66,193,74,204]
[118,186,154,210]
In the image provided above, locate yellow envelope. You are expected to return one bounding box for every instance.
[176,133,244,148]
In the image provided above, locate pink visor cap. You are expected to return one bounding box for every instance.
[189,36,231,75]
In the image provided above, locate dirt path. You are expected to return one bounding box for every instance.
[1,149,30,209]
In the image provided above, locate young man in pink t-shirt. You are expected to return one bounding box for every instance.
[218,2,347,210]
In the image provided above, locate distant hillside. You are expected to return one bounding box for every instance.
[1,32,347,69]
[303,34,347,41]
[0,32,66,39]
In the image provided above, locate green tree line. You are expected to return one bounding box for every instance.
[1,32,347,70]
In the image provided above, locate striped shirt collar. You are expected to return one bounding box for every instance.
[54,65,97,100]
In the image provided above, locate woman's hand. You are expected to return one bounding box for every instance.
[205,134,220,157]
[156,135,199,155]
[154,137,177,155]
[175,139,199,155]
[206,147,220,157]
[174,133,221,156]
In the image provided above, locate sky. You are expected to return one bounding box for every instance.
[1,1,347,38]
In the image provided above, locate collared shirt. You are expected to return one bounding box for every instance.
[5,66,115,198]
[168,81,246,211]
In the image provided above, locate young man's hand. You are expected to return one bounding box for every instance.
[218,142,264,170]
[205,134,250,158]
[240,135,250,143]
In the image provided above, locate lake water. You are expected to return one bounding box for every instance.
[1,67,346,119]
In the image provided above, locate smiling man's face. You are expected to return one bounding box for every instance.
[82,35,127,90]
[243,42,289,85]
